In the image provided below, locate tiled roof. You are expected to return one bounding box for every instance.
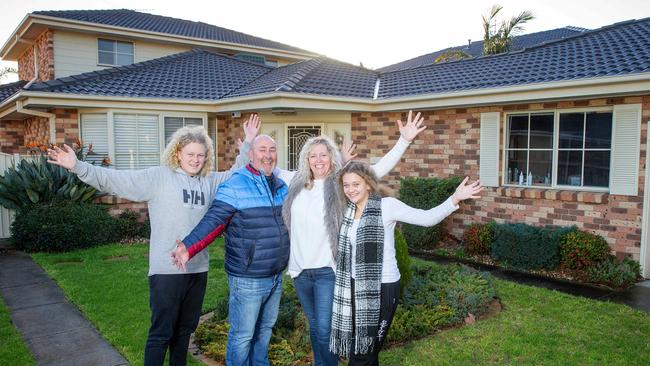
[32,9,314,55]
[378,27,588,72]
[0,80,27,104]
[377,18,650,98]
[26,49,270,100]
[16,17,650,103]
[226,57,378,99]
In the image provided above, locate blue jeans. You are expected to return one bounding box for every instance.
[226,273,283,366]
[293,267,338,366]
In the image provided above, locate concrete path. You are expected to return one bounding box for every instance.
[416,253,650,313]
[0,250,129,366]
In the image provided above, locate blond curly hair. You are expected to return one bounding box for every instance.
[161,125,214,176]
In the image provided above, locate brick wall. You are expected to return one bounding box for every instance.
[216,113,251,170]
[352,96,650,261]
[24,116,49,147]
[0,120,26,154]
[17,30,54,82]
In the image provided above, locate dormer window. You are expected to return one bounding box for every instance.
[98,38,134,66]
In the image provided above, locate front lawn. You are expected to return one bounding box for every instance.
[31,241,228,366]
[32,243,650,366]
[0,296,34,366]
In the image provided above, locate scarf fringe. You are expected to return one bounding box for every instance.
[329,330,352,357]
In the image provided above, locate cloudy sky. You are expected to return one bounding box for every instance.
[1,0,650,82]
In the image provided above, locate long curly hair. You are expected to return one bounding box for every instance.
[161,125,214,176]
[294,135,343,189]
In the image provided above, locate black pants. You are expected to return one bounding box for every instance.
[349,280,400,366]
[144,272,207,366]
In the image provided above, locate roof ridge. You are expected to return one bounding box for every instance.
[275,57,324,92]
[379,17,649,76]
[26,49,207,91]
[31,9,316,55]
[377,25,590,73]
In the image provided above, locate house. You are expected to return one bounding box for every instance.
[1,9,649,278]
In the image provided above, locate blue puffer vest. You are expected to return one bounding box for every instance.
[183,164,290,277]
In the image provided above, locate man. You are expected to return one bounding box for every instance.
[173,135,289,366]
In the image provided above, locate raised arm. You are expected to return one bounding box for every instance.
[47,144,157,202]
[384,177,484,226]
[370,110,426,178]
[211,114,260,183]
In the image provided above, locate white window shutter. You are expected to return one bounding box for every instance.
[114,114,160,170]
[137,115,160,169]
[80,114,108,165]
[479,112,500,187]
[163,117,183,144]
[610,104,641,195]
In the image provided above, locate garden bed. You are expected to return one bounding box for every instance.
[192,263,499,365]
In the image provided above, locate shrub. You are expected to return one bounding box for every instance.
[586,256,641,289]
[10,201,121,252]
[395,228,412,295]
[0,153,103,210]
[462,221,495,255]
[560,230,611,270]
[117,210,150,240]
[399,176,462,250]
[491,223,576,270]
[195,263,497,363]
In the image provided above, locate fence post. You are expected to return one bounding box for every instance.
[13,153,21,167]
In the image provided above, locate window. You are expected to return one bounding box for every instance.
[234,53,267,65]
[98,39,134,66]
[81,113,209,170]
[114,114,160,169]
[557,112,612,188]
[505,113,554,186]
[505,111,613,189]
[164,117,203,144]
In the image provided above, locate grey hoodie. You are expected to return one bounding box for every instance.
[72,143,250,275]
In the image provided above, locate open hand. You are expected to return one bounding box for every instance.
[243,114,261,143]
[47,144,78,170]
[341,139,357,164]
[397,110,426,142]
[171,239,190,272]
[451,177,484,205]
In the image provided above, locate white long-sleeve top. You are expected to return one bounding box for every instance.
[349,196,459,283]
[283,137,411,278]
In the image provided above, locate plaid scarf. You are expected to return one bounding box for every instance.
[330,193,384,357]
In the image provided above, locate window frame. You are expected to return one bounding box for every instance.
[503,107,613,192]
[97,38,135,67]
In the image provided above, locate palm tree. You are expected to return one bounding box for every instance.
[482,4,534,55]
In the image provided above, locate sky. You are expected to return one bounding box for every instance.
[1,0,650,83]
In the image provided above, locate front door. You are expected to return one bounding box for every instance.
[287,125,322,170]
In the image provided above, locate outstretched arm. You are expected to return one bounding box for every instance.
[47,144,157,202]
[371,110,426,178]
[384,177,484,227]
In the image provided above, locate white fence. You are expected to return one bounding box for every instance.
[0,152,34,239]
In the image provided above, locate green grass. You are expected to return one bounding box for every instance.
[379,261,650,365]
[0,296,34,366]
[31,241,228,366]
[31,244,650,366]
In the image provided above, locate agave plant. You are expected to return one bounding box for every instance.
[0,153,103,210]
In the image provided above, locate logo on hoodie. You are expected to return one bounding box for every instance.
[183,189,206,207]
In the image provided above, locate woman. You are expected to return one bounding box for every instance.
[280,111,426,366]
[330,162,483,365]
[47,116,260,366]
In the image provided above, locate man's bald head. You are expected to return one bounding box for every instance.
[248,134,277,176]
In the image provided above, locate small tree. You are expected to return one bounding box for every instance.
[482,4,534,55]
[0,66,18,80]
